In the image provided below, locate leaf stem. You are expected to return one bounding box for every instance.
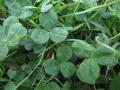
[15,50,45,89]
[105,66,109,77]
[54,77,63,87]
[96,36,120,57]
[111,33,120,40]
[61,0,120,17]
[72,0,80,17]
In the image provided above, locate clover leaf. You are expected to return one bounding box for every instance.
[7,23,27,46]
[76,59,100,84]
[31,29,49,44]
[43,59,60,76]
[72,40,95,58]
[39,9,58,30]
[60,62,75,78]
[4,81,16,90]
[0,31,8,61]
[3,16,19,32]
[50,27,68,43]
[56,45,72,62]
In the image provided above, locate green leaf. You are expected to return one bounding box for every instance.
[36,0,41,3]
[3,16,19,32]
[5,0,32,7]
[0,44,8,61]
[35,83,47,90]
[5,1,22,17]
[61,81,71,90]
[31,29,49,44]
[7,23,27,47]
[110,74,120,90]
[41,4,53,13]
[19,6,36,19]
[7,69,16,79]
[56,45,72,62]
[4,81,16,90]
[76,59,100,84]
[0,29,7,44]
[43,59,60,76]
[47,82,60,90]
[94,46,118,66]
[96,33,111,45]
[0,25,5,32]
[65,16,74,26]
[80,0,97,8]
[0,31,8,61]
[112,2,120,18]
[5,0,32,18]
[50,27,68,43]
[16,0,32,6]
[94,54,118,66]
[33,45,46,54]
[22,38,34,51]
[72,40,95,58]
[35,82,60,90]
[60,62,75,78]
[73,0,79,3]
[75,14,86,22]
[72,82,91,90]
[39,9,58,30]
[0,68,3,76]
[113,2,120,10]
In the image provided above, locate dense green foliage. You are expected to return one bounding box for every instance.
[0,0,120,90]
